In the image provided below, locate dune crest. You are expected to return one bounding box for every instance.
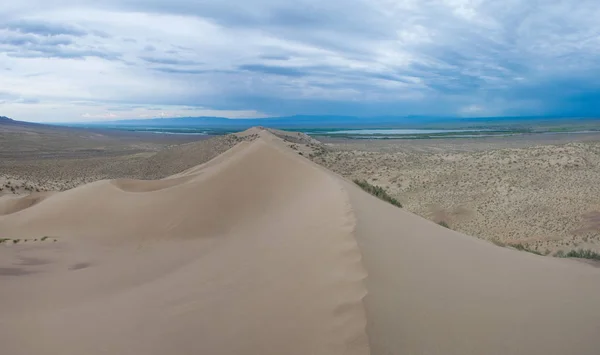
[0,191,57,216]
[110,174,196,193]
[1,128,599,355]
[0,129,369,355]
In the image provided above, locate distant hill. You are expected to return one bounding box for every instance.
[0,116,40,126]
[0,116,16,124]
[0,116,86,132]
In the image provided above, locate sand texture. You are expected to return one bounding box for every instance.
[1,128,600,354]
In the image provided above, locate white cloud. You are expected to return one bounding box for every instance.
[1,0,599,121]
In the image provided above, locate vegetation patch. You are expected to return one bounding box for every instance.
[491,239,543,256]
[507,242,543,255]
[353,179,402,208]
[0,236,58,245]
[437,221,450,229]
[490,238,506,247]
[555,249,600,260]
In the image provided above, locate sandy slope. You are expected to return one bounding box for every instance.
[0,192,57,216]
[347,181,600,355]
[1,128,599,355]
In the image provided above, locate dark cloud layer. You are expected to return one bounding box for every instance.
[239,64,309,77]
[3,19,88,36]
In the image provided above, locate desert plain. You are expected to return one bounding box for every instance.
[315,132,600,255]
[3,119,599,255]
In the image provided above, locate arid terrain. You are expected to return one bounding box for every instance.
[2,118,600,256]
[1,121,600,355]
[314,134,600,256]
[0,117,243,192]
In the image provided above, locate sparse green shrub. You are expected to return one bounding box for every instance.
[504,242,543,255]
[437,221,450,229]
[41,236,49,241]
[13,239,20,244]
[0,238,10,244]
[559,249,600,261]
[490,238,506,247]
[353,179,402,208]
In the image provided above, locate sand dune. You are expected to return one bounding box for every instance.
[1,128,599,355]
[0,191,57,216]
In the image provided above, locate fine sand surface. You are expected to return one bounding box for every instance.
[1,128,600,355]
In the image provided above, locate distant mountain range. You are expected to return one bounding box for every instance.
[3,114,599,131]
[75,115,600,130]
[106,115,424,129]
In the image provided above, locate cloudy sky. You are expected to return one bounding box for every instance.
[1,0,599,122]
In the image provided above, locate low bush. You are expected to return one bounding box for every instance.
[490,238,506,247]
[507,242,543,256]
[437,221,450,229]
[556,249,600,261]
[490,240,542,255]
[353,179,402,208]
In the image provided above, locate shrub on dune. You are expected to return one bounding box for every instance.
[438,221,450,229]
[353,179,402,208]
[557,249,600,261]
